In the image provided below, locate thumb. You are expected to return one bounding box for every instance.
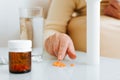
[67,42,76,59]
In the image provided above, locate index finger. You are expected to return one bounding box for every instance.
[57,39,68,61]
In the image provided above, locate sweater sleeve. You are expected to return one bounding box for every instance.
[44,0,76,43]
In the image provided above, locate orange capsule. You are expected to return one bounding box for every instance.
[70,64,75,67]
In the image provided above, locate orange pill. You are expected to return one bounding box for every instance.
[52,61,66,67]
[70,64,75,67]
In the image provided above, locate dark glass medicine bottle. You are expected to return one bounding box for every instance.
[8,40,32,74]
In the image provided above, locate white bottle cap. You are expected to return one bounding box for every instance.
[8,40,32,52]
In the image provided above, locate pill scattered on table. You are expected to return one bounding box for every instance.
[53,61,66,67]
[52,61,75,68]
[70,64,75,67]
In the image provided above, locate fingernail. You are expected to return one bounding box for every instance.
[58,55,62,60]
[54,52,57,56]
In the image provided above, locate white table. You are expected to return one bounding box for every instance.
[0,48,120,80]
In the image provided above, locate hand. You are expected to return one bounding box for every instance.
[104,0,120,19]
[45,33,76,60]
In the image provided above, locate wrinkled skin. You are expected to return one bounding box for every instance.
[104,0,120,19]
[45,33,76,60]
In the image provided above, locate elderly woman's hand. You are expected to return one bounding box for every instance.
[104,0,120,19]
[45,33,76,60]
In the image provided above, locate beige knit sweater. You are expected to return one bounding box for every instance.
[45,0,109,40]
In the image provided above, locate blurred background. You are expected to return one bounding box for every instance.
[0,0,50,47]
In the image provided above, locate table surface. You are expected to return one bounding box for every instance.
[0,48,120,80]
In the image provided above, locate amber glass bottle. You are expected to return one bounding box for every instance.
[8,40,32,74]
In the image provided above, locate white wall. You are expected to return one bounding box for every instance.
[0,0,20,47]
[0,0,50,47]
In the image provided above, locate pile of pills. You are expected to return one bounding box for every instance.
[52,61,75,68]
